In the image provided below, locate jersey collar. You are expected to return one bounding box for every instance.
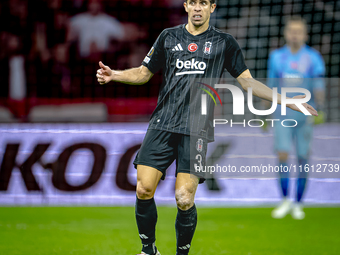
[284,44,307,56]
[183,24,212,39]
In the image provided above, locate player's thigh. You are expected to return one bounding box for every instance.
[133,129,176,181]
[136,164,163,199]
[295,122,313,159]
[274,123,293,154]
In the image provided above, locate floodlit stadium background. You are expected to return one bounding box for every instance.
[1,0,339,204]
[1,0,339,122]
[0,0,340,205]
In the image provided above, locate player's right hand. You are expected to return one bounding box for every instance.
[97,61,113,85]
[260,116,269,132]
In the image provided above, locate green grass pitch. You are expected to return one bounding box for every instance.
[0,206,339,254]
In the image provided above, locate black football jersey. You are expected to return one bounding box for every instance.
[142,24,248,142]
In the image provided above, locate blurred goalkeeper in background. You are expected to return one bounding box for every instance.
[267,16,325,220]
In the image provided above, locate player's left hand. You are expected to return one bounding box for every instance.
[287,95,318,116]
[314,110,326,125]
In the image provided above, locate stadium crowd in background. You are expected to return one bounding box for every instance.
[0,0,339,121]
[0,0,182,119]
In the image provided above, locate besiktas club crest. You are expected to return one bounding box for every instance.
[196,138,204,152]
[203,41,212,55]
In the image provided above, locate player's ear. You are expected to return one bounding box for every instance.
[303,27,308,43]
[210,3,216,13]
[283,27,288,41]
[183,1,188,13]
[304,33,309,43]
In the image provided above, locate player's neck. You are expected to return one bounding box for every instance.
[185,21,210,36]
[288,44,304,54]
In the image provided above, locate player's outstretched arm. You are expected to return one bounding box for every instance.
[96,61,153,85]
[236,69,318,116]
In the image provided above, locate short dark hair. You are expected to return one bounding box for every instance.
[285,16,308,31]
[186,0,216,4]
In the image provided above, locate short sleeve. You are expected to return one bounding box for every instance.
[311,51,326,91]
[223,35,248,78]
[106,16,124,40]
[142,30,167,74]
[311,52,325,78]
[70,15,83,31]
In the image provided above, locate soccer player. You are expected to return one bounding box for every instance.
[96,1,318,254]
[268,17,325,220]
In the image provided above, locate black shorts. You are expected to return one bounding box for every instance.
[133,129,207,183]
